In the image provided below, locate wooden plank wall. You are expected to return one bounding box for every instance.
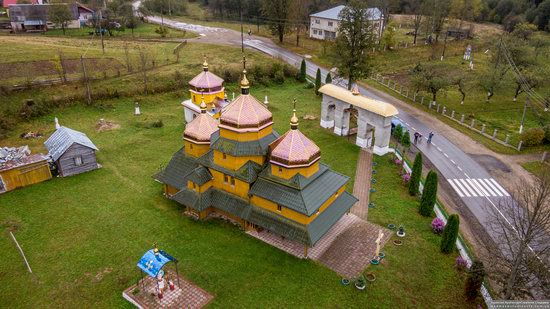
[57,143,98,177]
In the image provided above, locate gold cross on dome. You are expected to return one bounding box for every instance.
[293,98,297,110]
[242,55,247,70]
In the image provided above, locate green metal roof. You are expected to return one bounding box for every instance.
[249,169,350,216]
[247,205,310,245]
[170,187,212,211]
[185,166,213,186]
[258,163,330,190]
[210,131,279,156]
[210,189,251,219]
[153,147,198,190]
[307,191,357,245]
[198,150,263,183]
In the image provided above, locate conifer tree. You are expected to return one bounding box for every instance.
[465,260,486,301]
[441,214,460,254]
[419,170,437,216]
[315,68,322,95]
[409,153,422,196]
[297,59,307,82]
[325,72,332,84]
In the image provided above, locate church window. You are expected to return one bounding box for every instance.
[224,175,229,183]
[189,144,193,149]
[223,153,227,160]
[277,205,282,212]
[230,177,235,187]
[278,167,283,174]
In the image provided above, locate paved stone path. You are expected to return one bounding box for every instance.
[351,148,373,220]
[123,271,213,309]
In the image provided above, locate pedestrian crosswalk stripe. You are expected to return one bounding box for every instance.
[466,179,484,196]
[459,179,477,197]
[447,178,510,198]
[477,179,496,196]
[489,178,511,197]
[447,179,464,197]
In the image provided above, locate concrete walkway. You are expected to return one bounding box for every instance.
[351,148,373,220]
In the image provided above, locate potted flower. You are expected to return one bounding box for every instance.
[455,256,468,271]
[365,272,376,282]
[431,217,445,235]
[396,225,406,237]
[402,173,410,184]
[387,223,396,230]
[378,252,385,259]
[355,275,366,290]
[394,159,401,166]
[393,239,403,246]
[368,202,376,209]
[341,278,350,285]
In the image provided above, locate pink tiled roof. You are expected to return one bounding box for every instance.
[269,129,320,168]
[183,113,219,144]
[188,71,224,89]
[220,94,272,129]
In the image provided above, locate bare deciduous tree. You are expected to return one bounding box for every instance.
[138,48,149,94]
[487,170,550,300]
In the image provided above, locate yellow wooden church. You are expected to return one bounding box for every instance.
[155,57,358,256]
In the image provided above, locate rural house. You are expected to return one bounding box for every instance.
[44,125,99,177]
[309,5,384,41]
[8,3,83,32]
[0,146,52,194]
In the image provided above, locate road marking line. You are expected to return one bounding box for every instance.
[466,179,484,196]
[454,179,471,197]
[450,159,456,164]
[411,127,416,131]
[443,153,449,158]
[490,179,510,197]
[459,179,477,197]
[436,147,442,151]
[457,166,462,171]
[472,179,490,196]
[447,179,464,197]
[484,179,503,197]
[477,179,496,196]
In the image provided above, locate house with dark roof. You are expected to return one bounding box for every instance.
[44,125,99,177]
[155,57,358,257]
[309,5,384,40]
[0,146,52,194]
[8,3,83,32]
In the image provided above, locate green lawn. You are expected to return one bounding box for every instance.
[43,23,198,39]
[521,161,550,176]
[0,77,471,307]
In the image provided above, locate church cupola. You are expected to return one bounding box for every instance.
[184,96,219,157]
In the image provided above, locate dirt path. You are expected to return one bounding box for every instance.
[351,149,373,220]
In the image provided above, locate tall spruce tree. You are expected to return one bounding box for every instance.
[325,72,332,84]
[441,214,460,254]
[465,260,486,301]
[409,153,423,196]
[332,0,375,89]
[297,59,307,82]
[419,170,437,216]
[315,68,322,95]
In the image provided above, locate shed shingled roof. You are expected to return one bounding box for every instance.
[44,126,98,161]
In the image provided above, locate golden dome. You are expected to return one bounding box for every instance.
[351,84,360,95]
[290,99,299,129]
[199,96,207,113]
[202,56,209,71]
[240,69,250,89]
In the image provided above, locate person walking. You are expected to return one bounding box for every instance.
[414,132,419,144]
[427,131,434,144]
[248,29,252,36]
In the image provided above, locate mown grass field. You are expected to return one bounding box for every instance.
[0,73,471,307]
[43,23,198,39]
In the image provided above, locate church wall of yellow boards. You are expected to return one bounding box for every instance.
[213,150,264,171]
[184,142,210,158]
[0,161,52,193]
[250,185,347,225]
[219,125,273,142]
[270,162,319,180]
[190,90,225,106]
[209,169,250,199]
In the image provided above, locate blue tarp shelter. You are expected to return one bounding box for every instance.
[136,247,180,288]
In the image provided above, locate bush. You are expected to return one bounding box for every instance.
[520,127,545,147]
[297,59,307,82]
[401,130,411,149]
[272,69,285,84]
[431,217,445,234]
[315,68,322,95]
[282,64,298,78]
[543,125,550,144]
[465,260,486,301]
[19,99,51,121]
[440,214,460,254]
[325,72,332,84]
[409,153,422,196]
[393,124,403,140]
[151,120,164,128]
[419,170,437,217]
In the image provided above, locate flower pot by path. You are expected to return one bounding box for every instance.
[393,239,403,246]
[366,273,376,282]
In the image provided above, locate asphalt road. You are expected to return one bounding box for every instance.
[140,13,550,272]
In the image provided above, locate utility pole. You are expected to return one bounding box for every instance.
[441,27,448,61]
[99,10,105,55]
[519,95,529,134]
[80,55,92,105]
[240,1,244,53]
